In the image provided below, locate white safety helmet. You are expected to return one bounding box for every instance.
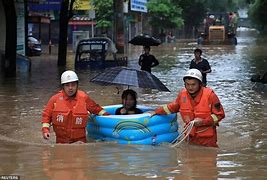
[61,70,79,84]
[183,69,203,82]
[209,15,215,19]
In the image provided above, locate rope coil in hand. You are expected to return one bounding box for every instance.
[170,121,195,148]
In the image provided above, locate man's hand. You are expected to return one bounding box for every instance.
[43,132,50,140]
[103,112,111,116]
[193,118,203,126]
[146,111,156,117]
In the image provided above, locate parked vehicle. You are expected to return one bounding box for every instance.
[27,36,42,56]
[74,37,127,69]
[197,12,237,45]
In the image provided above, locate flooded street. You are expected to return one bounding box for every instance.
[0,28,267,179]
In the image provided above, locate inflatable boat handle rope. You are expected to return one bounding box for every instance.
[170,121,195,148]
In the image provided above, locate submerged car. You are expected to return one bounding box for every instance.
[74,37,127,69]
[27,36,42,56]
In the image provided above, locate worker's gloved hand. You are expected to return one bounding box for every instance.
[73,141,85,144]
[42,127,50,140]
[43,132,50,140]
[103,112,111,116]
[146,111,156,117]
[193,118,203,126]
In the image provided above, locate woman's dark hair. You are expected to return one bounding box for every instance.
[194,48,202,55]
[144,46,151,50]
[121,89,137,108]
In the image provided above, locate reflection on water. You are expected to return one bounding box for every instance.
[96,145,179,178]
[0,28,267,179]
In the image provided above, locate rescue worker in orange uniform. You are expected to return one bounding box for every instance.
[41,70,109,143]
[149,69,225,147]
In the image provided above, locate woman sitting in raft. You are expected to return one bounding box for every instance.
[115,89,143,115]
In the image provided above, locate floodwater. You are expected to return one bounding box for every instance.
[0,27,266,179]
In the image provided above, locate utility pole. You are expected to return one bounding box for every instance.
[113,0,124,54]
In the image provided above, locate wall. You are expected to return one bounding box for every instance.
[0,1,6,51]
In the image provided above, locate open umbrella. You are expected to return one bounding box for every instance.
[129,33,161,46]
[90,66,170,92]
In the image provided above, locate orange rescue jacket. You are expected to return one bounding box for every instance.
[179,88,215,138]
[155,87,225,147]
[51,91,89,143]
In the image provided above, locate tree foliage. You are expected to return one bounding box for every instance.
[177,0,207,30]
[248,0,267,32]
[204,0,238,12]
[147,0,183,30]
[235,0,250,8]
[176,0,243,37]
[91,0,113,28]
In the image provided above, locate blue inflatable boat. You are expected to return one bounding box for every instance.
[87,105,179,145]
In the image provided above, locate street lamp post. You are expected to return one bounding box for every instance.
[89,9,95,38]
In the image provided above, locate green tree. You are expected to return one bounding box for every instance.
[177,0,242,37]
[177,0,207,37]
[248,0,267,33]
[147,0,183,32]
[91,0,113,29]
[236,0,250,8]
[204,0,241,12]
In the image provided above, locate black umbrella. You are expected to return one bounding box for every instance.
[90,66,170,92]
[129,33,161,46]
